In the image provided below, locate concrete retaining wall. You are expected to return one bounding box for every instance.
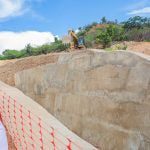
[15,50,150,149]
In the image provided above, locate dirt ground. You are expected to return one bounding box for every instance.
[0,53,59,86]
[0,59,17,66]
[125,41,150,55]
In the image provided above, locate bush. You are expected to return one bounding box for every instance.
[96,25,126,48]
[107,25,126,41]
[2,50,23,59]
[84,34,96,48]
[125,27,150,41]
[123,16,150,30]
[97,31,112,48]
[110,43,127,50]
[0,40,69,60]
[0,55,7,60]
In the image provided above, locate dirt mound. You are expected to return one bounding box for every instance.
[0,60,16,66]
[126,41,150,55]
[111,41,150,55]
[0,53,60,86]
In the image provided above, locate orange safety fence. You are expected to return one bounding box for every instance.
[0,89,96,150]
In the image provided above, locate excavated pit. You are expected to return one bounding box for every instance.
[0,49,150,150]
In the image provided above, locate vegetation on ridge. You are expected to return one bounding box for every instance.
[0,38,69,60]
[77,16,150,48]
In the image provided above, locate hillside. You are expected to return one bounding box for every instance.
[82,23,150,54]
[76,16,150,52]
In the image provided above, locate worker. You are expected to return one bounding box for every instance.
[0,116,8,150]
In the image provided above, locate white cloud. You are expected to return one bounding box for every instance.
[125,0,149,11]
[0,31,55,53]
[0,0,44,20]
[0,0,26,19]
[128,7,150,15]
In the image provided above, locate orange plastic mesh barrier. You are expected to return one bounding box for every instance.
[0,89,96,150]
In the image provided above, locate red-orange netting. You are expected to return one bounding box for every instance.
[0,90,83,150]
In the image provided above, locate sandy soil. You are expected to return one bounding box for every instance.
[125,41,150,55]
[0,53,59,86]
[0,59,16,66]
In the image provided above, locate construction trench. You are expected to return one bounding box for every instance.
[0,49,150,150]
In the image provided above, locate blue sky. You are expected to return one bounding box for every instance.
[0,0,149,52]
[0,0,150,36]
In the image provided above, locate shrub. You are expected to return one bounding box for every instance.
[84,34,96,48]
[106,25,126,41]
[96,25,126,48]
[110,43,127,50]
[101,17,107,24]
[0,55,7,60]
[97,30,112,48]
[2,50,22,59]
[123,16,150,30]
[125,27,150,41]
[0,40,69,60]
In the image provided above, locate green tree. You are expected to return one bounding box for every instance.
[25,44,32,55]
[125,27,150,41]
[96,25,126,48]
[91,22,98,26]
[2,50,22,59]
[123,16,149,30]
[107,25,126,41]
[101,17,107,24]
[0,39,69,60]
[54,37,59,43]
[78,27,82,31]
[97,29,112,48]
